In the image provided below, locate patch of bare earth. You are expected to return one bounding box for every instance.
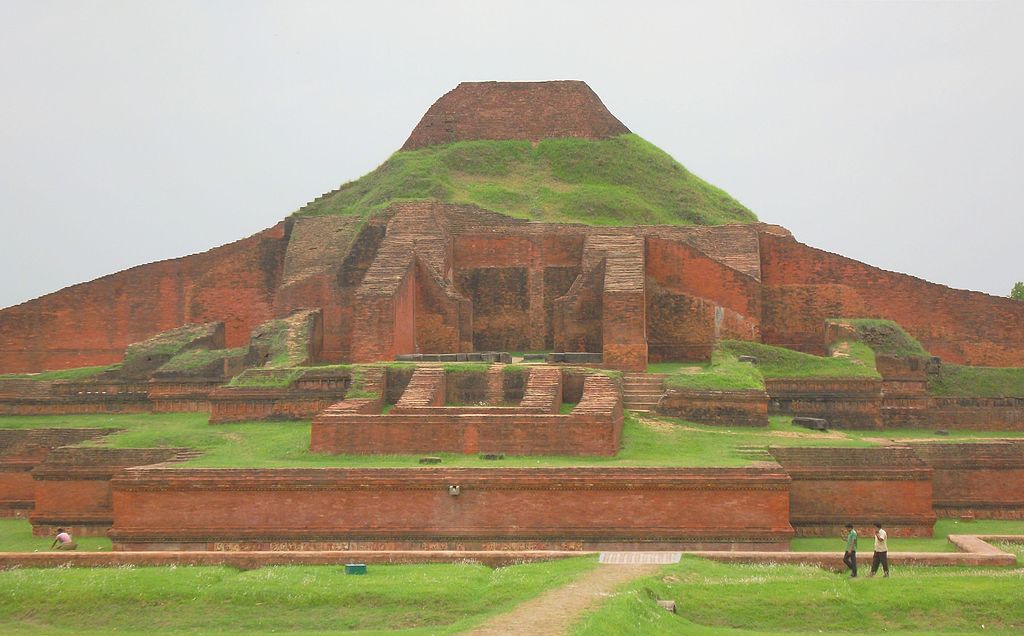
[461,564,659,636]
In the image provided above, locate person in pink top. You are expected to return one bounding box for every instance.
[50,528,77,551]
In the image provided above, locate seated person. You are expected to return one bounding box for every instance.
[50,528,78,551]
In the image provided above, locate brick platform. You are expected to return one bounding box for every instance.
[769,446,936,537]
[29,446,193,536]
[909,441,1024,519]
[311,371,622,456]
[107,465,794,551]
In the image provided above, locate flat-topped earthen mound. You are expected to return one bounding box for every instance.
[401,81,629,150]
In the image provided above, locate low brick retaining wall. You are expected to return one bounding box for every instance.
[885,397,1024,431]
[766,378,882,429]
[107,466,794,551]
[656,389,768,426]
[909,441,1024,519]
[312,374,622,456]
[0,429,115,517]
[769,446,936,537]
[29,447,191,536]
[208,388,347,423]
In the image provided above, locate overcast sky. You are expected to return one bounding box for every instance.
[1,0,1021,310]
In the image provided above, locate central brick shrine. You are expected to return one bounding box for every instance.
[2,82,1023,374]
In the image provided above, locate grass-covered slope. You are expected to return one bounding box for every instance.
[296,134,756,226]
[663,352,765,391]
[720,340,880,379]
[929,364,1024,397]
[828,318,930,357]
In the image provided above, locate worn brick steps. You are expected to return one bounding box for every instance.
[622,374,665,413]
[394,367,445,411]
[518,367,563,414]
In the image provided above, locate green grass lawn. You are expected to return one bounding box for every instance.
[720,340,881,379]
[0,413,882,469]
[662,352,765,391]
[4,413,1024,470]
[571,555,1024,635]
[0,519,112,552]
[928,363,1024,397]
[0,557,596,635]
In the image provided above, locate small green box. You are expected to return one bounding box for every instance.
[345,563,367,575]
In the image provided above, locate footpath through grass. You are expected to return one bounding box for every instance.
[571,555,1024,635]
[0,557,596,635]
[3,413,1024,469]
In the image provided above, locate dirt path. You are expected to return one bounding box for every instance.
[462,563,660,636]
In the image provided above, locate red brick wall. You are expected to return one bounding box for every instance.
[29,447,185,535]
[208,388,347,423]
[310,411,621,456]
[910,442,1024,518]
[0,223,290,373]
[770,447,935,537]
[0,463,34,517]
[766,378,883,429]
[646,237,760,317]
[602,290,647,371]
[108,466,793,551]
[30,479,110,536]
[0,428,114,516]
[401,81,629,150]
[657,389,769,426]
[759,232,1024,365]
[644,237,760,362]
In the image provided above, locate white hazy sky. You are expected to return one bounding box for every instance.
[1,0,1021,310]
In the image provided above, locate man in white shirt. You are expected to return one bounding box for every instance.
[869,522,889,577]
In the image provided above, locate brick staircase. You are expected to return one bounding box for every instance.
[518,366,563,414]
[572,374,622,418]
[393,366,445,411]
[621,373,666,413]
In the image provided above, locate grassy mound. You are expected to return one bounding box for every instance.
[929,364,1024,397]
[122,323,221,368]
[296,135,755,226]
[721,340,880,379]
[157,347,247,375]
[663,352,765,391]
[829,318,930,357]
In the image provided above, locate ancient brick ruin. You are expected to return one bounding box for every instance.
[2,82,1022,376]
[2,80,1024,554]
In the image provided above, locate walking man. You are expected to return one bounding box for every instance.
[842,523,858,577]
[870,522,889,577]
